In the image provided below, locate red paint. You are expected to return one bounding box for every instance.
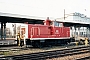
[24,18,71,40]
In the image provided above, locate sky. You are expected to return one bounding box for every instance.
[0,0,90,19]
[0,0,89,35]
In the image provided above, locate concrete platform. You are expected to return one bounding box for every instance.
[0,38,16,40]
[0,39,17,45]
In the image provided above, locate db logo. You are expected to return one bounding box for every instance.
[56,30,58,33]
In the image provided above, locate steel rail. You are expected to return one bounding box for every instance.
[0,46,90,60]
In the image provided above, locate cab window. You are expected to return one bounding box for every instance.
[53,21,63,27]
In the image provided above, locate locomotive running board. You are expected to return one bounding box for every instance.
[30,37,70,40]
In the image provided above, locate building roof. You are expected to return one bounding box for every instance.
[0,12,46,20]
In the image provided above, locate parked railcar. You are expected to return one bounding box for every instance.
[16,18,75,47]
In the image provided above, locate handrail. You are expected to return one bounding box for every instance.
[38,27,40,35]
[31,27,40,35]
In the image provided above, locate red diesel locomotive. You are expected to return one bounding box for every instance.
[17,18,74,47]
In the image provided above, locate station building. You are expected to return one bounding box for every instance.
[56,12,90,38]
[0,12,90,39]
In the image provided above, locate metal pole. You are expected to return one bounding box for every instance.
[4,23,6,40]
[70,26,73,37]
[78,27,80,37]
[74,26,77,41]
[86,27,88,37]
[64,9,65,20]
[1,22,3,40]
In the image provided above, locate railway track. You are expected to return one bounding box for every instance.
[0,45,90,60]
[76,56,90,60]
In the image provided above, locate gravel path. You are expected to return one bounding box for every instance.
[46,53,90,60]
